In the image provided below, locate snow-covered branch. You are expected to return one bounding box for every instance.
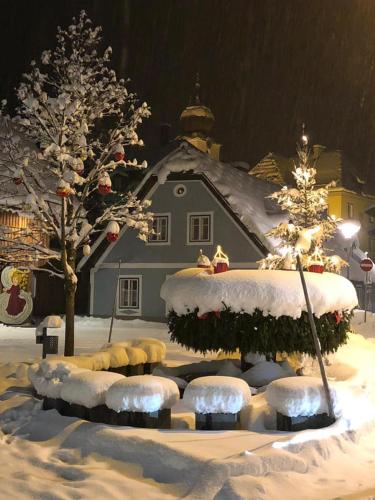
[0,10,153,280]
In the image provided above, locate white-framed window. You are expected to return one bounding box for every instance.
[147,213,171,245]
[187,212,213,245]
[347,202,354,218]
[118,276,142,314]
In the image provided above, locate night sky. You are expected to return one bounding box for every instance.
[1,0,375,182]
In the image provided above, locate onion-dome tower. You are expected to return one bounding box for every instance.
[178,74,221,160]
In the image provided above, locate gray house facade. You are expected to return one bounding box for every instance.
[79,141,283,321]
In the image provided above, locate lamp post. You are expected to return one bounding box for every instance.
[338,220,361,279]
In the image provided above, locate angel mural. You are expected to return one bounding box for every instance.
[0,267,33,324]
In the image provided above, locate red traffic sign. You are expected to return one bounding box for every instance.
[360,258,374,272]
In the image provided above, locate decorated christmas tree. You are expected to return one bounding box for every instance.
[259,130,346,274]
[0,11,153,355]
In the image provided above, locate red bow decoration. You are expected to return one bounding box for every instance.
[334,311,342,324]
[198,310,221,320]
[198,313,209,320]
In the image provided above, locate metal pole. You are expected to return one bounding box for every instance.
[42,327,47,359]
[108,259,121,344]
[364,272,368,323]
[346,246,350,280]
[296,254,335,420]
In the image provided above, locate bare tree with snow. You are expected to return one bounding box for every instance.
[0,11,153,355]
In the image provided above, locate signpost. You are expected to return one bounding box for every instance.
[360,258,373,323]
[360,258,373,273]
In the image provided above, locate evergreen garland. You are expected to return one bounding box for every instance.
[167,306,352,357]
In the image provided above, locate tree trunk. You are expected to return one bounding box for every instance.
[64,246,77,356]
[64,278,76,356]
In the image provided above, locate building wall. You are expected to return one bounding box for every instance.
[0,210,48,267]
[92,266,179,319]
[103,179,263,264]
[328,188,375,254]
[92,178,265,319]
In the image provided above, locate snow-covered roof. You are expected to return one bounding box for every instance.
[138,141,284,251]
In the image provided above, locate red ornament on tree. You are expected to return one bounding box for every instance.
[113,144,125,162]
[13,169,23,185]
[106,233,118,242]
[56,180,70,198]
[98,173,112,195]
[98,184,112,195]
[106,221,120,242]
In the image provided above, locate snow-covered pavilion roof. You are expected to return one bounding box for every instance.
[161,268,358,318]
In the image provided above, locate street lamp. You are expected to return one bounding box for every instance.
[338,219,361,279]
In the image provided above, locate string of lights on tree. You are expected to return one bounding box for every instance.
[259,126,347,274]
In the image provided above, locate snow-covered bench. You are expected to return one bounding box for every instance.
[59,371,125,422]
[183,376,252,430]
[266,376,338,431]
[46,337,166,375]
[102,338,166,375]
[106,375,180,428]
[28,359,87,411]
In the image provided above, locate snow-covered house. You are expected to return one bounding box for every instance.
[78,98,283,321]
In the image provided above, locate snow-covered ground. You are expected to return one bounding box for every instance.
[0,313,374,499]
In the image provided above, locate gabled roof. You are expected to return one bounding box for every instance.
[150,141,284,242]
[250,147,375,196]
[250,152,293,185]
[78,141,285,271]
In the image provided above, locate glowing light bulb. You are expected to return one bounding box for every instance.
[338,220,361,239]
